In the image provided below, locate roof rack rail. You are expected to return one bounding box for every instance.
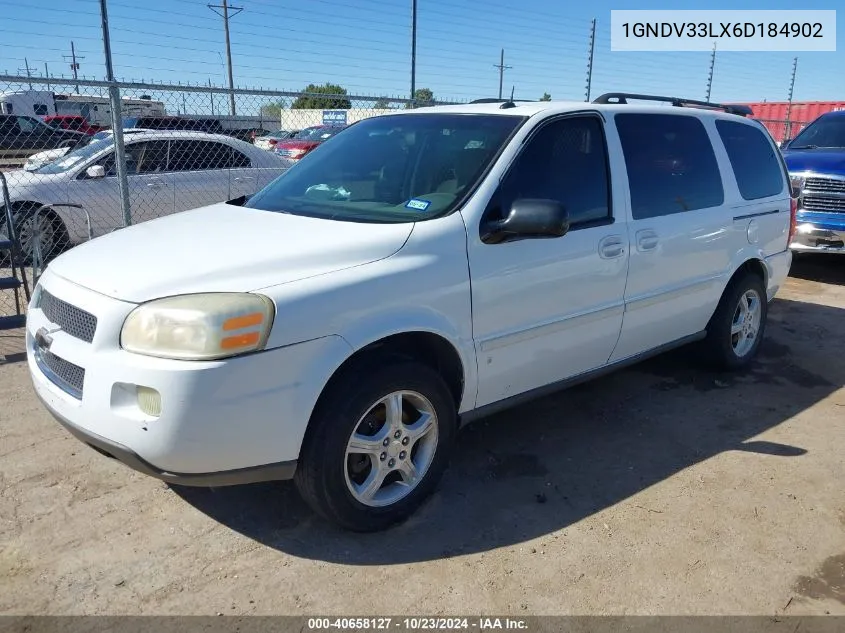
[591,92,753,117]
[470,98,534,105]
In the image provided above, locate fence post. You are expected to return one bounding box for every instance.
[784,56,798,144]
[99,0,132,228]
[585,18,596,102]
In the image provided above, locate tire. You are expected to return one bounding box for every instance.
[2,205,70,265]
[702,271,768,370]
[295,359,457,532]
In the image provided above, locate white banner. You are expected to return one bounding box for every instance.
[611,10,837,52]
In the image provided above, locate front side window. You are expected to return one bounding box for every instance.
[493,115,612,227]
[33,104,49,116]
[615,113,724,219]
[716,120,785,200]
[245,114,525,223]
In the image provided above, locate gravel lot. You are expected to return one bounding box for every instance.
[1,257,844,616]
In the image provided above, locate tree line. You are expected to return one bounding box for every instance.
[261,83,553,117]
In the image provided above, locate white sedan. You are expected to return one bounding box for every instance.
[22,129,153,172]
[3,130,293,261]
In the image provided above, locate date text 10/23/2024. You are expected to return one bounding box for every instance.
[307,618,529,631]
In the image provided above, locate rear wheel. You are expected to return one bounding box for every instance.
[702,271,767,370]
[295,359,457,532]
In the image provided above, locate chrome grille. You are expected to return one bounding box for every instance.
[803,195,845,213]
[39,289,98,343]
[37,348,85,399]
[805,177,845,195]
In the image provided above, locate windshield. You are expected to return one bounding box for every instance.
[244,113,525,222]
[35,137,114,174]
[294,126,336,141]
[789,116,845,148]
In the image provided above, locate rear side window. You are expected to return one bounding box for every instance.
[716,120,785,200]
[169,140,233,171]
[616,113,724,219]
[33,104,49,116]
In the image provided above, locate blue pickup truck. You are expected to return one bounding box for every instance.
[782,110,845,253]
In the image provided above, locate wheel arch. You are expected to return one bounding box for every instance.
[318,331,468,414]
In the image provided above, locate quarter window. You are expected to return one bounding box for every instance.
[615,113,724,219]
[716,120,785,200]
[496,116,612,227]
[232,148,251,168]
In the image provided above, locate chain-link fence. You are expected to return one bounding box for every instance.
[755,119,810,145]
[0,72,823,324]
[0,74,429,321]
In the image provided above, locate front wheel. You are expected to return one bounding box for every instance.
[295,360,457,532]
[702,271,768,370]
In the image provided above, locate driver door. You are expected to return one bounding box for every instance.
[466,114,630,407]
[69,140,174,235]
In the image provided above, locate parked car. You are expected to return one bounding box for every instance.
[2,131,292,261]
[254,129,298,150]
[25,96,794,532]
[781,110,845,254]
[23,128,153,171]
[42,115,102,136]
[0,114,85,166]
[272,125,345,160]
[226,127,273,144]
[123,116,224,134]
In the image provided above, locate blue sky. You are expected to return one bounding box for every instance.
[1,0,843,105]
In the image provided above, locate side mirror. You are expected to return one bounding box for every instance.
[86,165,106,179]
[481,198,570,244]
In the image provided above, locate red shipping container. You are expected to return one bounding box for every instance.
[735,101,845,123]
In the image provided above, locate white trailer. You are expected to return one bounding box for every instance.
[0,90,166,126]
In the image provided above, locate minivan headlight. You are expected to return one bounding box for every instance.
[790,174,805,196]
[121,293,275,360]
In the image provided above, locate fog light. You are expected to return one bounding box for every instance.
[136,386,162,417]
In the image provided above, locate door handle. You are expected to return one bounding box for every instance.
[599,235,625,259]
[234,176,255,182]
[147,180,166,189]
[636,230,659,252]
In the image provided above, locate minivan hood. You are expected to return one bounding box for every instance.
[48,202,414,303]
[783,148,845,174]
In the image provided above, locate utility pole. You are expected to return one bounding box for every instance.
[18,58,33,89]
[410,0,417,106]
[784,56,798,142]
[209,78,215,116]
[98,0,132,228]
[45,63,50,90]
[494,48,512,100]
[705,41,717,102]
[585,18,596,102]
[208,0,242,116]
[63,41,84,93]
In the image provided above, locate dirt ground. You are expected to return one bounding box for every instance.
[1,256,844,616]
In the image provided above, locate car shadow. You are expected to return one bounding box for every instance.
[789,253,845,285]
[172,296,839,565]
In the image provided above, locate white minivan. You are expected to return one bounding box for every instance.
[26,94,795,531]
